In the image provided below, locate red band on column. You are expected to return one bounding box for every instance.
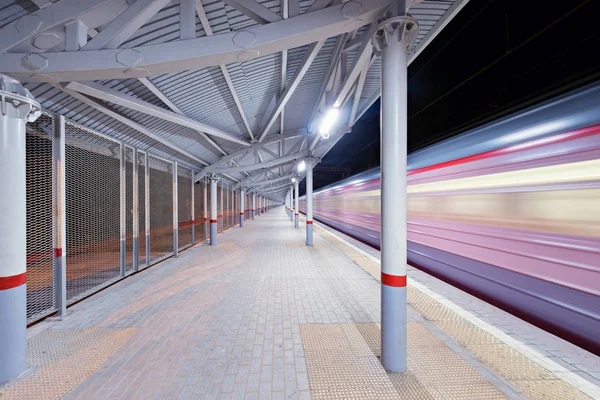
[210,219,217,223]
[54,248,63,257]
[306,220,313,225]
[381,273,407,288]
[0,273,26,290]
[295,213,298,216]
[240,212,244,215]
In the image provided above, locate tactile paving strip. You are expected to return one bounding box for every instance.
[316,228,596,400]
[301,323,507,399]
[0,328,136,400]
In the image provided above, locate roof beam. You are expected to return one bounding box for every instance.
[65,80,251,147]
[258,40,326,141]
[214,152,306,173]
[349,56,370,125]
[138,77,228,155]
[82,0,170,50]
[0,0,114,52]
[307,32,347,133]
[196,0,255,142]
[223,0,283,24]
[3,0,391,82]
[55,84,209,166]
[180,0,197,40]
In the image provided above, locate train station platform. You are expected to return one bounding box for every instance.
[1,208,599,400]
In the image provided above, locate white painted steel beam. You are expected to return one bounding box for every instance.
[3,0,391,82]
[223,0,283,24]
[0,0,114,52]
[82,0,170,50]
[258,40,326,141]
[349,58,370,125]
[138,77,227,156]
[196,0,255,142]
[215,152,306,173]
[65,81,250,147]
[180,0,197,40]
[56,84,209,166]
[65,20,88,51]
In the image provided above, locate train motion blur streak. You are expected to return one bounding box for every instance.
[300,83,600,354]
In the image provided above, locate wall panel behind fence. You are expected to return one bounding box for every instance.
[178,166,193,249]
[65,122,121,303]
[149,156,174,263]
[25,112,56,321]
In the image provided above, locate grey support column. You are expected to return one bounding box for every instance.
[373,1,418,373]
[0,75,41,384]
[53,114,67,318]
[305,159,314,246]
[119,142,126,275]
[252,193,256,220]
[191,170,195,243]
[240,188,245,227]
[145,152,150,266]
[204,177,208,241]
[220,181,223,231]
[173,161,179,256]
[132,148,139,271]
[210,175,218,245]
[294,179,299,228]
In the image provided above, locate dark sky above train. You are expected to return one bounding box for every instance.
[308,0,600,192]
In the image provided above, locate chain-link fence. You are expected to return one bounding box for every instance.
[25,112,56,322]
[24,112,239,323]
[65,121,122,303]
[149,155,174,263]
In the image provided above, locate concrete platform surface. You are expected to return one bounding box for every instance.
[1,207,598,400]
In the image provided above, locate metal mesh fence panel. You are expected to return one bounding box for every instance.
[178,165,193,249]
[224,185,232,230]
[149,156,173,262]
[193,181,206,243]
[125,146,134,272]
[138,151,147,268]
[234,191,240,225]
[65,122,121,302]
[25,112,56,322]
[218,184,223,232]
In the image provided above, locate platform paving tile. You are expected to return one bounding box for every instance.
[2,208,598,399]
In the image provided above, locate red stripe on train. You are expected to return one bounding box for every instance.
[408,124,600,176]
[0,273,26,290]
[381,272,407,288]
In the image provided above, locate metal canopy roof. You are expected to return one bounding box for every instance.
[0,0,468,200]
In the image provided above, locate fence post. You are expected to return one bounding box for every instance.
[173,161,179,256]
[133,148,139,271]
[145,152,151,266]
[119,142,126,276]
[53,114,67,317]
[191,170,195,243]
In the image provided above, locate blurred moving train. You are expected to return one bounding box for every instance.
[300,83,600,354]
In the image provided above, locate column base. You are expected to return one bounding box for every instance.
[306,222,313,246]
[0,283,26,384]
[210,222,218,245]
[381,284,407,372]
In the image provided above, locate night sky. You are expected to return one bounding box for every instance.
[307,0,600,192]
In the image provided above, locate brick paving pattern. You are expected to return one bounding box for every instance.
[0,207,598,399]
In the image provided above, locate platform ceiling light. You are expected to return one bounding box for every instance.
[297,160,307,172]
[319,108,339,139]
[291,177,297,183]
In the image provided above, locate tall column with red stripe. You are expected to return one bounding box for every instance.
[240,188,245,227]
[294,179,299,228]
[374,2,418,373]
[305,159,314,246]
[0,75,41,384]
[209,174,218,246]
[252,193,256,220]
